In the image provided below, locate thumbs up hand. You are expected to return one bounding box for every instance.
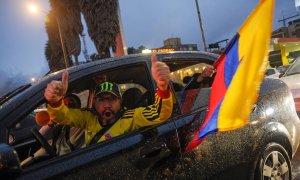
[151,55,170,90]
[44,71,69,103]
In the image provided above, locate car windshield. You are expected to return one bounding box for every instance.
[285,58,300,76]
[277,65,290,74]
[0,84,31,105]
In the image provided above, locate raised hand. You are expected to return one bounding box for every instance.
[201,65,215,78]
[196,65,215,83]
[44,71,69,103]
[151,55,170,90]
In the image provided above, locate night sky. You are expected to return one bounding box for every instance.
[0,0,296,96]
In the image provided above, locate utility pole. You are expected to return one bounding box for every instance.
[53,8,68,68]
[278,13,300,27]
[114,0,127,56]
[195,0,207,52]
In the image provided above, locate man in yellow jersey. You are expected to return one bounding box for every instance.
[44,55,173,145]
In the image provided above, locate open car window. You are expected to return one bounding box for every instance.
[9,89,90,142]
[8,62,157,170]
[167,60,214,114]
[120,83,149,110]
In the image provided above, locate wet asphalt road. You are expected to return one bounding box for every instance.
[292,146,300,179]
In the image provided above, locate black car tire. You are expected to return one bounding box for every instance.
[255,142,291,180]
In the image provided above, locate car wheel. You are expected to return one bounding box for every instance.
[255,143,291,180]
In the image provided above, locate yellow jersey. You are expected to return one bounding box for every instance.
[47,91,173,144]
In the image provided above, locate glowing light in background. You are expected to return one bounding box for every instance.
[142,49,151,54]
[31,77,36,82]
[27,4,38,14]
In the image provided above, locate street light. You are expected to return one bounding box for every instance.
[31,77,36,82]
[27,3,68,68]
[27,4,38,14]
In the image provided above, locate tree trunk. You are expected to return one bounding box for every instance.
[75,56,79,65]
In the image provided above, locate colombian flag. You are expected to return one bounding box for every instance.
[186,0,274,152]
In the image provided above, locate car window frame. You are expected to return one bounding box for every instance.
[9,59,152,158]
[0,58,151,143]
[15,58,182,178]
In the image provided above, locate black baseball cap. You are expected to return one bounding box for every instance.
[94,81,121,99]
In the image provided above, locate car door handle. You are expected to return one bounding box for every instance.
[133,142,171,170]
[140,142,166,158]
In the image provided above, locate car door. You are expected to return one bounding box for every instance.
[163,55,250,179]
[52,117,184,179]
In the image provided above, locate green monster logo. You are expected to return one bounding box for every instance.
[100,82,113,91]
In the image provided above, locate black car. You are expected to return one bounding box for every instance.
[0,52,299,179]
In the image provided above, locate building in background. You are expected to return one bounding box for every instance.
[269,18,300,67]
[273,18,300,38]
[269,38,300,67]
[288,19,300,37]
[296,0,300,11]
[151,38,198,53]
[272,27,290,38]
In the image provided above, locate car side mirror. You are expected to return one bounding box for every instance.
[279,73,284,78]
[0,143,21,178]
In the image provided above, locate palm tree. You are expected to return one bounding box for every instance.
[45,0,121,71]
[45,41,54,70]
[49,0,83,65]
[79,0,120,57]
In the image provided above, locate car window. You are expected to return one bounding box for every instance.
[169,62,213,114]
[73,90,90,108]
[120,83,148,110]
[33,90,90,113]
[9,113,39,145]
[8,88,90,144]
[266,69,275,76]
[170,63,209,89]
[285,58,300,76]
[119,83,147,94]
[10,63,157,170]
[277,65,290,74]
